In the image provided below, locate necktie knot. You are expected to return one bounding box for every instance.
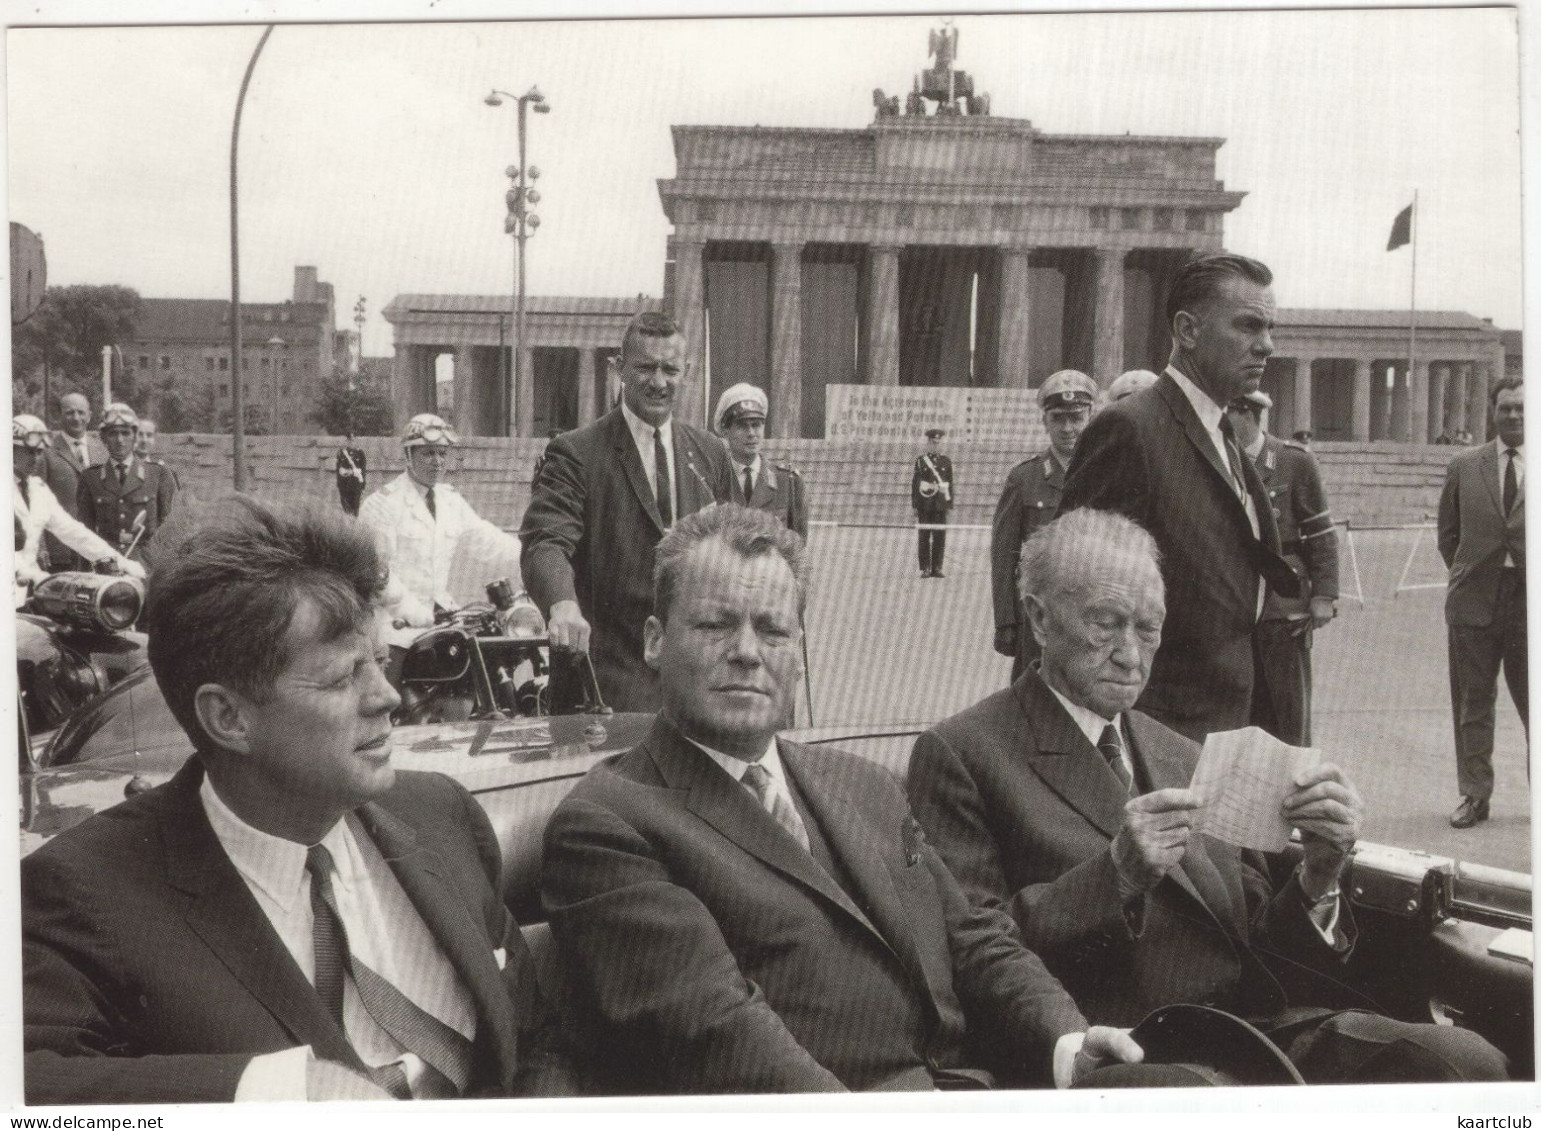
[741,761,810,851]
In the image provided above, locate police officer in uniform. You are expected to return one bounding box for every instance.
[1226,390,1339,745]
[990,369,1097,681]
[912,427,954,578]
[713,382,807,540]
[76,403,177,564]
[334,432,367,516]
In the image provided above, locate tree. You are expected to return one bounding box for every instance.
[12,285,143,415]
[310,360,395,436]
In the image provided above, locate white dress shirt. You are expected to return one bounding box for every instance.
[621,400,678,522]
[200,778,476,1101]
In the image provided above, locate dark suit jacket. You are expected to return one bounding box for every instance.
[23,761,573,1105]
[1438,440,1525,627]
[77,458,176,560]
[49,431,105,476]
[520,407,732,712]
[1059,372,1298,738]
[907,670,1355,1028]
[541,718,1086,1094]
[38,449,84,570]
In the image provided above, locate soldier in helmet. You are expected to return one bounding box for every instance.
[713,382,807,540]
[76,403,177,564]
[358,412,521,628]
[13,414,142,606]
[991,370,1097,681]
[912,428,954,578]
[1225,390,1339,745]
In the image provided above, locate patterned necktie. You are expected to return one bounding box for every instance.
[1216,415,1248,503]
[1098,723,1133,796]
[653,429,673,526]
[1504,448,1518,514]
[305,845,472,1099]
[742,466,755,504]
[742,762,811,852]
[424,486,436,520]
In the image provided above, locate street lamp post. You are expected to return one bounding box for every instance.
[485,85,550,438]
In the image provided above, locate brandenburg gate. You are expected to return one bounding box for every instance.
[659,30,1243,437]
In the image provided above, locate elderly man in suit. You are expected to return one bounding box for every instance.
[539,504,1212,1095]
[23,495,574,1104]
[1439,376,1527,829]
[43,392,105,571]
[1059,252,1299,741]
[521,310,732,713]
[907,508,1507,1084]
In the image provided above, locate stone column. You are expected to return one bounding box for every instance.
[1350,357,1372,442]
[394,344,437,420]
[1471,360,1494,443]
[1389,363,1411,442]
[1409,358,1430,444]
[1429,362,1449,440]
[770,242,805,438]
[1292,357,1314,437]
[1092,249,1126,384]
[451,346,476,437]
[866,244,901,386]
[671,239,708,427]
[577,347,597,426]
[996,247,1033,388]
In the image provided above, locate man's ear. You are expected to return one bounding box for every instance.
[1023,593,1051,648]
[1171,309,1201,352]
[193,683,255,756]
[642,615,664,672]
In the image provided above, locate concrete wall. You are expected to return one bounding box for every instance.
[158,433,1459,533]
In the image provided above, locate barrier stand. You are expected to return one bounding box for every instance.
[1388,521,1444,597]
[1338,520,1366,607]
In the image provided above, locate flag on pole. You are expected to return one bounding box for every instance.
[1387,203,1413,251]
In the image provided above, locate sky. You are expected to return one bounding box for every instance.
[3,3,1525,359]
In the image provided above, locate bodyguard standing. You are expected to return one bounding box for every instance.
[714,382,808,540]
[76,403,176,563]
[335,433,367,516]
[990,370,1095,680]
[912,427,954,578]
[1226,391,1338,746]
[1438,376,1527,829]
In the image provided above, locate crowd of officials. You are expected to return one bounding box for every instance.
[16,253,1525,1102]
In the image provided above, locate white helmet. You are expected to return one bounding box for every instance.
[402,413,458,449]
[12,414,48,447]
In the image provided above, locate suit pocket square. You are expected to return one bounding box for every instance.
[493,947,508,970]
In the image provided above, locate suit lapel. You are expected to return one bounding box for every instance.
[1015,673,1128,840]
[1479,441,1504,517]
[354,801,518,1087]
[605,409,664,534]
[648,721,880,939]
[1157,376,1239,511]
[162,763,368,1073]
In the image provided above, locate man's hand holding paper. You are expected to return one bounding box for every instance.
[1281,762,1363,899]
[1110,789,1202,898]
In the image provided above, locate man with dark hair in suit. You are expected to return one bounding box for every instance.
[908,507,1507,1085]
[23,495,574,1104]
[1058,251,1300,741]
[1439,376,1526,829]
[520,310,733,712]
[541,504,1204,1095]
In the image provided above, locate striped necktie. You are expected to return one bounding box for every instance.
[1098,723,1133,796]
[305,845,472,1099]
[742,762,810,851]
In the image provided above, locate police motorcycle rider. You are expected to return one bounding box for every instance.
[358,413,523,630]
[13,414,143,609]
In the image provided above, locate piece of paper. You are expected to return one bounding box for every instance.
[1190,726,1321,852]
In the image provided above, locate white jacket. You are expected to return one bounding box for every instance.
[358,472,521,627]
[13,477,142,607]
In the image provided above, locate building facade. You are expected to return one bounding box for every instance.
[128,266,339,434]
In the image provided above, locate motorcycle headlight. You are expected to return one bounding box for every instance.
[30,573,145,633]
